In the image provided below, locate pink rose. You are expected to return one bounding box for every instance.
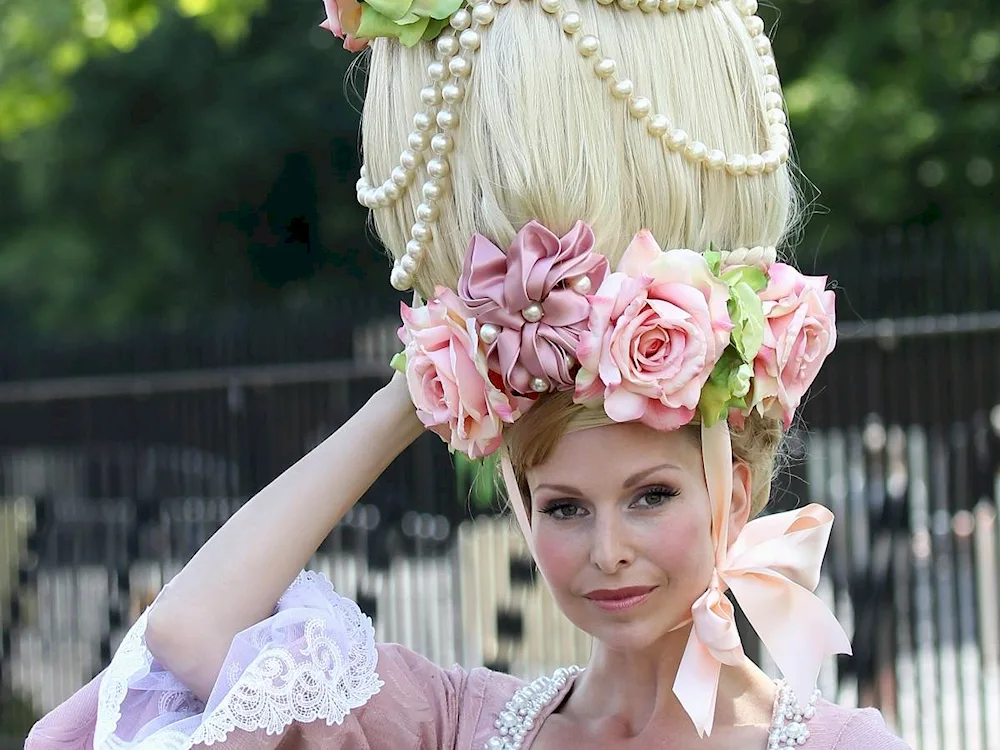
[574,232,733,431]
[750,263,837,428]
[320,0,369,52]
[398,290,521,458]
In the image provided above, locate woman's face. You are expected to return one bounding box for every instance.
[526,422,722,652]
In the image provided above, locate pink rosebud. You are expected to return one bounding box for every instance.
[574,232,733,431]
[398,291,521,458]
[750,263,837,428]
[320,0,369,52]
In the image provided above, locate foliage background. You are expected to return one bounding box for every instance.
[0,0,997,335]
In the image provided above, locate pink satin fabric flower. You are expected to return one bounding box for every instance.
[750,263,837,428]
[397,290,522,458]
[574,231,732,431]
[457,221,609,395]
[320,0,369,52]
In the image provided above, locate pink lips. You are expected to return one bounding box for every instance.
[584,586,657,612]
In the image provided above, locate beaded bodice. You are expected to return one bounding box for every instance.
[484,668,819,750]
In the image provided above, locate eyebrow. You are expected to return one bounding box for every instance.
[533,462,682,496]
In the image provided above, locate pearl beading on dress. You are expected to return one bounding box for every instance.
[482,670,818,749]
[769,680,820,748]
[358,0,789,291]
[485,666,582,750]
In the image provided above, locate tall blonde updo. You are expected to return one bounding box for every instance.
[359,0,798,514]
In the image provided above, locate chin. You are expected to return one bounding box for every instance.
[566,600,677,653]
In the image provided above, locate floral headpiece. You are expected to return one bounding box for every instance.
[395,220,837,458]
[396,222,850,739]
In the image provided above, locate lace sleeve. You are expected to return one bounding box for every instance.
[40,571,383,750]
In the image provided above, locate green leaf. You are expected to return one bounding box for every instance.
[704,249,722,277]
[722,265,767,293]
[390,351,407,373]
[357,6,430,46]
[728,281,765,363]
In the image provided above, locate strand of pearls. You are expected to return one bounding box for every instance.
[546,0,788,174]
[599,0,715,12]
[720,244,777,270]
[485,666,582,750]
[769,680,820,748]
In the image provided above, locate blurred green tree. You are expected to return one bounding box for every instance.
[0,0,996,333]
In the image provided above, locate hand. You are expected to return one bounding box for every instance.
[381,368,423,439]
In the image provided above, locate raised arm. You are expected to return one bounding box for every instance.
[144,373,423,701]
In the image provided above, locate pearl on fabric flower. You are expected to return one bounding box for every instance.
[570,275,592,294]
[522,303,544,323]
[479,323,500,345]
[530,377,549,393]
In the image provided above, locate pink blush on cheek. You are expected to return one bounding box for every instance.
[531,527,584,590]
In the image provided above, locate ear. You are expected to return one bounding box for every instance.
[726,461,753,549]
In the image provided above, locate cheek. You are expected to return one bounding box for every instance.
[531,524,583,588]
[638,505,715,579]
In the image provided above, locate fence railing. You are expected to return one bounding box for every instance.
[1,314,998,749]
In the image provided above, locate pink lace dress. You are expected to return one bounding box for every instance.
[26,571,910,750]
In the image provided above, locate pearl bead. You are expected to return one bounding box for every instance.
[735,0,757,15]
[450,9,471,29]
[685,140,708,162]
[540,0,561,13]
[726,154,748,175]
[618,0,639,9]
[577,35,600,57]
[459,29,480,50]
[400,254,418,273]
[762,150,780,172]
[441,83,464,104]
[416,202,439,222]
[449,56,471,77]
[639,0,659,12]
[406,240,426,259]
[436,110,459,130]
[427,61,446,81]
[561,11,582,34]
[472,3,496,25]
[359,164,368,178]
[660,0,679,10]
[767,108,787,125]
[391,167,411,187]
[522,303,544,323]
[761,55,777,74]
[570,275,592,294]
[706,149,726,170]
[479,323,500,345]
[678,0,696,9]
[412,222,433,242]
[596,0,614,5]
[745,15,764,36]
[769,122,789,140]
[666,129,688,151]
[422,180,444,202]
[427,157,451,179]
[612,79,635,99]
[390,266,412,290]
[746,153,765,175]
[384,183,401,201]
[408,131,429,151]
[400,149,421,170]
[594,58,616,79]
[374,187,388,206]
[413,112,433,132]
[764,74,781,93]
[647,114,670,136]
[431,134,454,154]
[628,96,651,118]
[436,35,459,58]
[764,91,783,110]
[753,34,772,56]
[530,377,549,393]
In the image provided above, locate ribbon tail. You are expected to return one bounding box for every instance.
[501,454,534,557]
[673,627,724,737]
[729,575,852,704]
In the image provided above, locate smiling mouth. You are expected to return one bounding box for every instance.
[584,586,658,612]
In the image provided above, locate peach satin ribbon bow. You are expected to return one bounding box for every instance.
[675,422,853,737]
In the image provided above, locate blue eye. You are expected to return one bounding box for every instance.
[634,486,680,508]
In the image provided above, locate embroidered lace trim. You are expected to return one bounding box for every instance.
[94,571,383,750]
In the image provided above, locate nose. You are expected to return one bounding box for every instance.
[589,512,635,574]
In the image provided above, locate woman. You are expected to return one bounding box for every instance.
[27,0,911,747]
